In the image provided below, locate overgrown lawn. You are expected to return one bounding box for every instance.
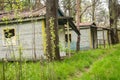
[0,45,116,80]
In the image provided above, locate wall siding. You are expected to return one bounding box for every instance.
[70,28,91,50]
[97,30,109,45]
[0,21,44,60]
[0,20,66,60]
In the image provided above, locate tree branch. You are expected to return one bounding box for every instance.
[80,0,99,17]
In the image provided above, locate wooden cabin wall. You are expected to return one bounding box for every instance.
[0,20,44,60]
[97,29,110,46]
[0,20,66,61]
[80,28,91,50]
[70,28,91,50]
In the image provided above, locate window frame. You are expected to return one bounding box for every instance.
[2,27,16,46]
[65,33,72,42]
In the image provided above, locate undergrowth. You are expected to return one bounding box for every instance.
[0,46,111,80]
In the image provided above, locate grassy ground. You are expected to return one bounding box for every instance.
[71,44,120,80]
[0,44,120,80]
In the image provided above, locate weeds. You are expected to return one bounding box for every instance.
[0,46,113,80]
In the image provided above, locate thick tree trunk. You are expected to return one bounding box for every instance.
[46,0,60,61]
[76,0,81,51]
[109,0,119,44]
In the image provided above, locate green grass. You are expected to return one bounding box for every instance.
[74,44,120,80]
[0,45,118,80]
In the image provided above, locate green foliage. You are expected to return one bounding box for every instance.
[3,0,32,11]
[49,17,56,59]
[1,44,120,80]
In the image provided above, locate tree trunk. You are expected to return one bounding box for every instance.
[109,0,119,44]
[46,0,60,61]
[68,0,72,16]
[76,0,81,51]
[35,0,41,8]
[92,0,96,22]
[7,0,13,10]
[0,0,4,10]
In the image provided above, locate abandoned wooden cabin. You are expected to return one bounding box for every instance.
[97,27,111,47]
[0,7,80,60]
[67,22,97,50]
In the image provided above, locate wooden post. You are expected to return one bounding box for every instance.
[67,20,71,57]
[102,29,105,48]
[107,29,111,47]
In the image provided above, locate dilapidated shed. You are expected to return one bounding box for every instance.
[0,6,79,61]
[97,27,111,48]
[68,22,97,50]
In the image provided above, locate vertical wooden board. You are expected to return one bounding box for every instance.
[41,20,46,55]
[94,28,98,48]
[104,30,108,44]
[88,28,93,49]
[97,31,103,39]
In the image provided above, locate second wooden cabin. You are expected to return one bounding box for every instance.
[67,22,98,50]
[97,27,111,47]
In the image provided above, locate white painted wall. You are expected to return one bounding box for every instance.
[0,20,66,60]
[70,28,91,50]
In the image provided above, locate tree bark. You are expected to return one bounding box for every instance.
[35,0,41,8]
[46,0,60,61]
[0,0,4,10]
[76,0,81,51]
[109,0,119,44]
[92,0,96,22]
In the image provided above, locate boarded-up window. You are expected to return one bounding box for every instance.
[65,34,71,42]
[3,28,16,46]
[4,29,15,38]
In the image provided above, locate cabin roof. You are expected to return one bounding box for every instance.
[97,27,110,30]
[0,6,46,21]
[79,23,95,26]
[78,22,97,29]
[0,6,80,35]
